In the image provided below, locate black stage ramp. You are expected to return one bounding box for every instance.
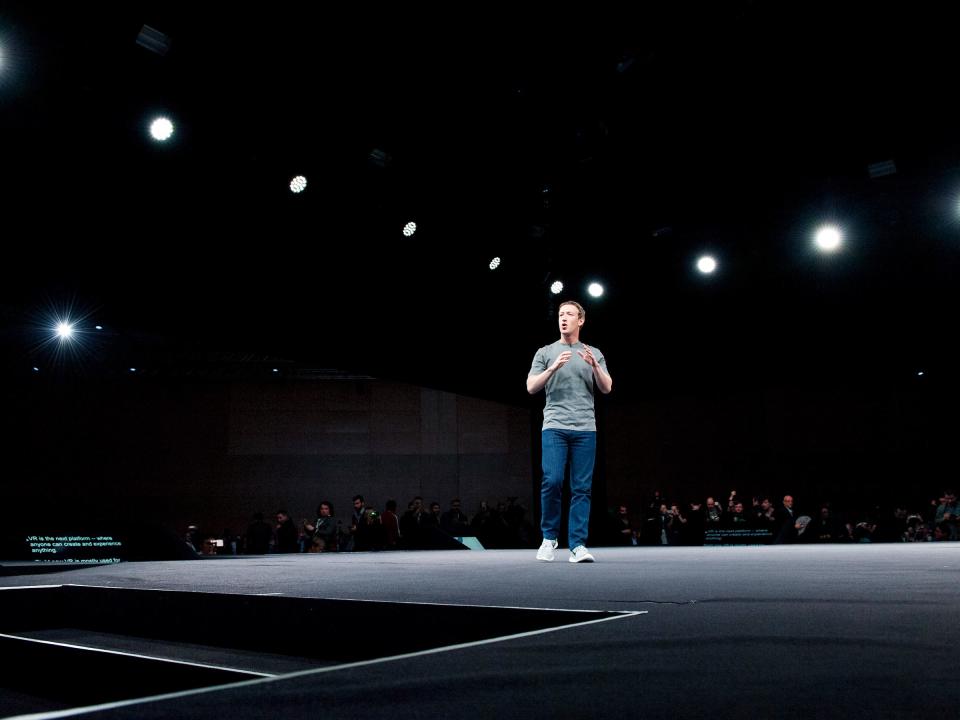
[1,543,958,719]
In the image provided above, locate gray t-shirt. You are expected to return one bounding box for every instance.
[529,340,609,431]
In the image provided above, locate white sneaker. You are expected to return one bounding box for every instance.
[569,545,595,563]
[536,538,559,562]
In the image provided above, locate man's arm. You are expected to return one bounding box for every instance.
[592,362,613,394]
[526,350,573,394]
[527,366,557,395]
[579,346,613,394]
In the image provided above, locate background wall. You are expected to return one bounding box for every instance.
[5,370,952,556]
[5,377,533,546]
[601,379,951,516]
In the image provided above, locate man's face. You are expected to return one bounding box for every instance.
[783,496,794,508]
[558,304,583,335]
[353,499,363,510]
[320,504,331,517]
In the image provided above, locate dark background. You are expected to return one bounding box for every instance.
[2,3,958,541]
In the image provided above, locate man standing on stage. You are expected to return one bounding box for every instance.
[527,300,613,563]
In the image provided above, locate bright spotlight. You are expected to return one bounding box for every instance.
[550,280,564,295]
[696,255,717,274]
[587,282,604,298]
[489,257,501,270]
[149,117,174,142]
[34,306,99,367]
[289,175,307,193]
[402,221,417,237]
[814,225,843,253]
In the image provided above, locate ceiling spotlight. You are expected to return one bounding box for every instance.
[289,175,307,193]
[149,117,174,142]
[587,282,604,298]
[814,225,843,253]
[136,25,171,56]
[55,322,74,340]
[368,148,391,168]
[402,221,417,237]
[550,280,564,295]
[489,257,501,270]
[696,255,717,274]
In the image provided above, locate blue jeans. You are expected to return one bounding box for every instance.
[540,429,596,549]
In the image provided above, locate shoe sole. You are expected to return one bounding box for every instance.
[569,555,595,563]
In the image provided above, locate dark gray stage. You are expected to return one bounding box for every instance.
[2,543,958,719]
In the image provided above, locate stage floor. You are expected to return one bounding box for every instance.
[2,543,958,719]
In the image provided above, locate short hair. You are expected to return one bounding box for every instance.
[558,300,585,320]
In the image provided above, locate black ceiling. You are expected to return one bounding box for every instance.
[3,3,959,401]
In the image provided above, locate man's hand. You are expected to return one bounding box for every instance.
[551,351,573,372]
[580,344,613,394]
[577,346,598,368]
[527,351,572,394]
